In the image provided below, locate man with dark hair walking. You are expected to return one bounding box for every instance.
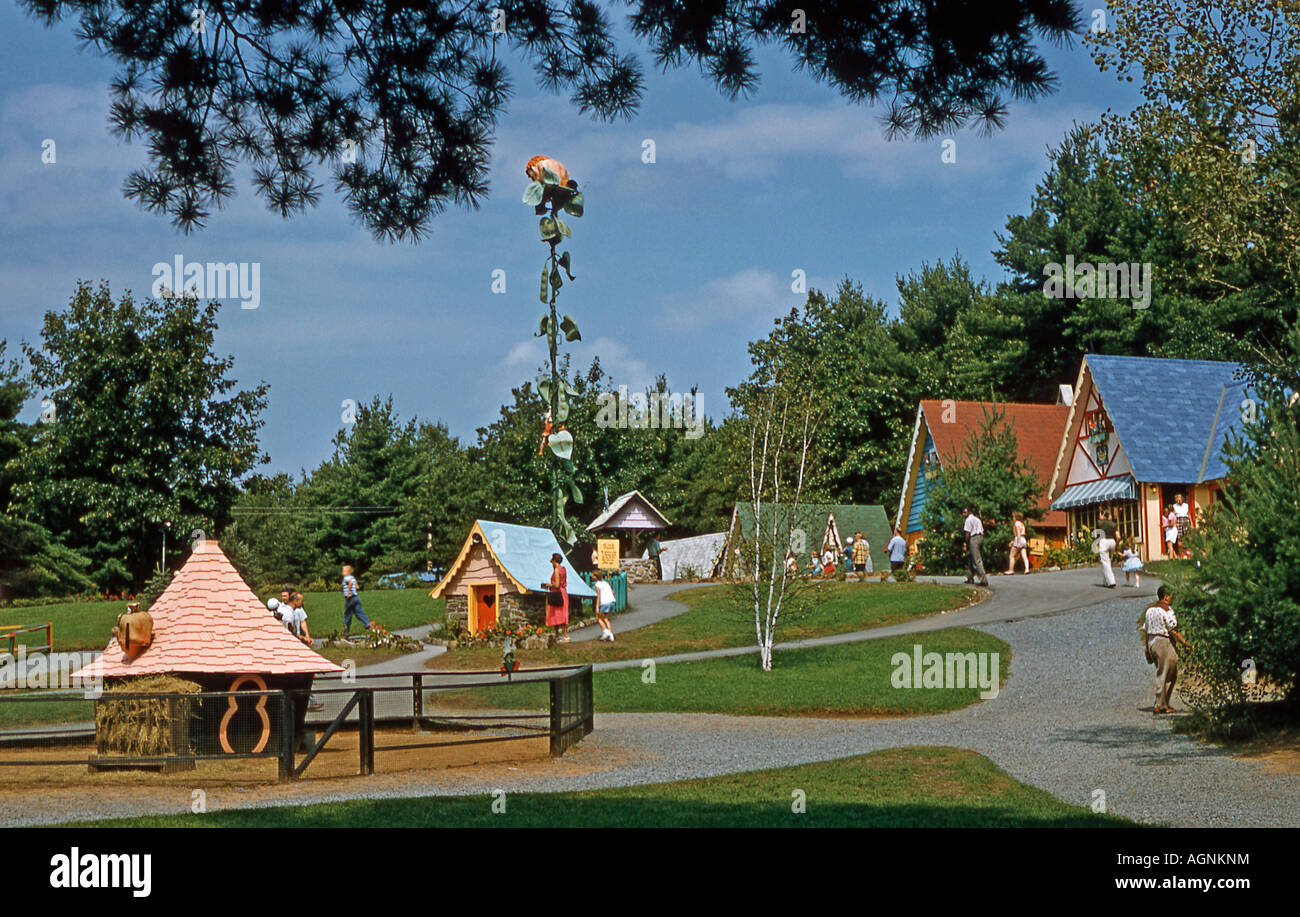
[963,508,989,587]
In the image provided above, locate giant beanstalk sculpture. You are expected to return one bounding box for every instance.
[523,156,584,546]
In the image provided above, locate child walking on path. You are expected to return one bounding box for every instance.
[1122,540,1144,587]
[341,564,373,634]
[593,571,616,642]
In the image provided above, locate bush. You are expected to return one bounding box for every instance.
[1041,531,1096,567]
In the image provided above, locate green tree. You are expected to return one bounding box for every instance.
[916,405,1045,574]
[1176,367,1300,727]
[302,397,452,577]
[1088,0,1300,292]
[15,283,268,591]
[0,342,95,600]
[20,0,1079,238]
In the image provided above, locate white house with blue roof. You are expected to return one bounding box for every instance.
[432,520,595,634]
[1046,354,1252,560]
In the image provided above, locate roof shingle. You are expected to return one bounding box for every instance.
[74,541,343,678]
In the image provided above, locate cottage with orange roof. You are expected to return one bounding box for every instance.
[75,539,341,755]
[895,397,1072,559]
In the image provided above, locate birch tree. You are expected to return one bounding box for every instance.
[730,315,825,671]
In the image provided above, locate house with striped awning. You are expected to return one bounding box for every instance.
[1046,354,1252,561]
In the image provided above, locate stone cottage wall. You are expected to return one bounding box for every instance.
[620,557,658,583]
[446,590,551,630]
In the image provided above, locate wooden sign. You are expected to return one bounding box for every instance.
[597,538,620,570]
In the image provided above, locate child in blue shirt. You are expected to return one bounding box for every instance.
[342,564,373,634]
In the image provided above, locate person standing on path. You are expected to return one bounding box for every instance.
[963,508,989,586]
[543,553,570,643]
[1095,510,1118,588]
[341,564,373,635]
[850,531,872,581]
[646,532,666,581]
[593,571,616,641]
[1005,513,1030,574]
[886,528,908,580]
[1144,585,1189,714]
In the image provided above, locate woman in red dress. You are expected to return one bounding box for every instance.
[543,552,570,643]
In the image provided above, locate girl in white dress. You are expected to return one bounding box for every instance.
[1121,539,1144,586]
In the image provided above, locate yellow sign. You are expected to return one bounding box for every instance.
[597,538,620,570]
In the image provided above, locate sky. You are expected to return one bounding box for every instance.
[0,3,1143,478]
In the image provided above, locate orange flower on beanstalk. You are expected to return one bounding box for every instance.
[526,155,572,188]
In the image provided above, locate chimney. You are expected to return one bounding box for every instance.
[1057,384,1074,406]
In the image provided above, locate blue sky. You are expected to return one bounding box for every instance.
[0,4,1142,477]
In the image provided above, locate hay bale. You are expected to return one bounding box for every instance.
[95,675,201,757]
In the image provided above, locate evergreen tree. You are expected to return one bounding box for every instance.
[1176,333,1300,723]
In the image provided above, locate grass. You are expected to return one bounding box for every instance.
[0,590,444,653]
[300,589,443,634]
[431,628,1008,718]
[431,581,976,671]
[1143,559,1195,579]
[53,746,1131,827]
[0,692,94,728]
[0,600,120,652]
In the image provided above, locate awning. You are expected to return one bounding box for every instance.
[1050,474,1137,510]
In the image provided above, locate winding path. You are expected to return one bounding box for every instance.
[9,570,1298,827]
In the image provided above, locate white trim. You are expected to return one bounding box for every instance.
[895,404,926,530]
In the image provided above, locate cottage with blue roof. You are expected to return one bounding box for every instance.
[432,520,595,634]
[1047,354,1251,561]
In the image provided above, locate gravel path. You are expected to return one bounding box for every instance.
[7,570,1297,827]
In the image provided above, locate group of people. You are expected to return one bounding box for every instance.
[783,528,912,581]
[266,565,376,639]
[1092,510,1148,589]
[543,554,619,644]
[1162,494,1191,559]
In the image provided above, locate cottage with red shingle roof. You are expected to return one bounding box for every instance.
[895,398,1072,561]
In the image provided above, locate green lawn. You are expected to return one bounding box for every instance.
[300,589,443,635]
[0,590,443,653]
[0,692,94,728]
[0,600,120,653]
[432,581,975,670]
[1142,559,1194,580]
[431,628,1008,718]
[54,746,1131,828]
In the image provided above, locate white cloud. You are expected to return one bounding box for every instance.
[659,266,805,331]
[491,95,1105,196]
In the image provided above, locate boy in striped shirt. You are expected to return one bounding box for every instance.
[342,564,373,634]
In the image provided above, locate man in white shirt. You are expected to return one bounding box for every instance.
[962,508,988,587]
[1144,586,1189,714]
[886,528,908,580]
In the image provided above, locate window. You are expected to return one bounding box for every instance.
[1069,499,1143,545]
